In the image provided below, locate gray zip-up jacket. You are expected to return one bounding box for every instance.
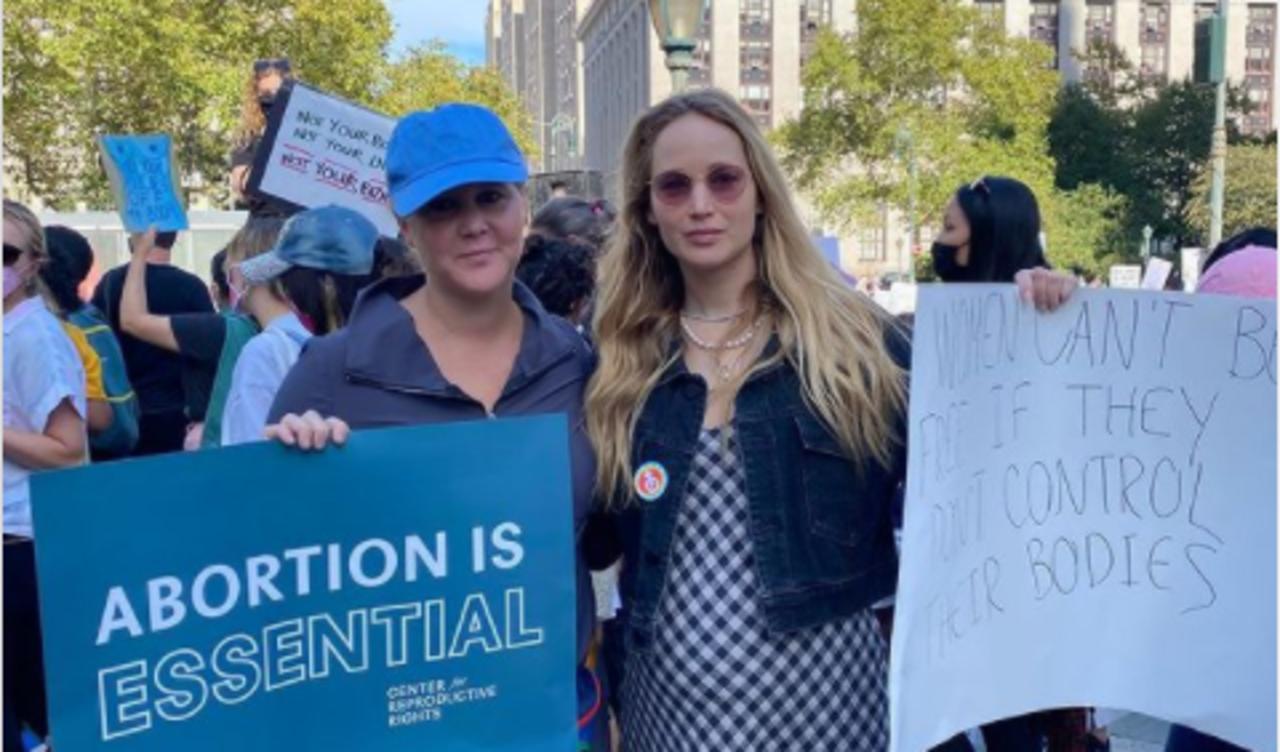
[268,274,598,660]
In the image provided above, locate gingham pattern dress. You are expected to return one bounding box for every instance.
[621,427,890,751]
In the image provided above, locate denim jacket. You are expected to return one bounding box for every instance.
[608,325,911,656]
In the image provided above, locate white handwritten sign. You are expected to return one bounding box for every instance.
[1109,264,1142,289]
[249,82,397,236]
[890,285,1276,752]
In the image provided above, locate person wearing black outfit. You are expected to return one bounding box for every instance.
[229,57,297,218]
[91,230,214,455]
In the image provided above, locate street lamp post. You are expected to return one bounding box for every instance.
[1142,224,1154,261]
[894,127,918,284]
[648,0,706,93]
[1207,0,1229,248]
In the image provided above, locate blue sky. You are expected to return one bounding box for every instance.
[386,0,489,66]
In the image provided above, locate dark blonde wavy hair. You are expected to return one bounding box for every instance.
[233,60,293,149]
[586,88,908,506]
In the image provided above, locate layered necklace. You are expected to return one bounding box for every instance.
[679,306,769,385]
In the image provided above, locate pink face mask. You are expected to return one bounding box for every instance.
[3,264,28,299]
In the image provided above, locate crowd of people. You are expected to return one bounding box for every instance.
[4,56,1275,752]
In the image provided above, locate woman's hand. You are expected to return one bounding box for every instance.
[1015,267,1078,312]
[264,410,350,451]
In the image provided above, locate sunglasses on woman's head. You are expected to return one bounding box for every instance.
[3,243,24,267]
[253,57,291,74]
[969,176,990,195]
[650,165,749,207]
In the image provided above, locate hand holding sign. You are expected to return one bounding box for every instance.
[890,286,1276,752]
[98,135,188,233]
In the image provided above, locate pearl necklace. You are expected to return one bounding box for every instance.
[679,315,761,351]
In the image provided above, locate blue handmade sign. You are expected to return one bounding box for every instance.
[31,415,578,751]
[98,134,188,232]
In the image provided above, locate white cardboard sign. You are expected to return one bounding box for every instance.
[1109,264,1142,289]
[250,81,398,236]
[890,285,1277,752]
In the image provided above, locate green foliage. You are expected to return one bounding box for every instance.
[1042,184,1128,277]
[4,1,535,210]
[1048,41,1262,254]
[374,43,538,161]
[1185,143,1279,242]
[777,3,1059,236]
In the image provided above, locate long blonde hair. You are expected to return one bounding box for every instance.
[586,88,908,505]
[3,199,49,298]
[233,61,293,149]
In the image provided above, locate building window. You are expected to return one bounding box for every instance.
[1085,0,1115,45]
[689,4,713,87]
[975,0,1005,27]
[740,0,774,128]
[741,0,772,40]
[858,223,886,262]
[1139,2,1169,81]
[1244,4,1276,134]
[1029,1,1060,69]
[801,0,835,66]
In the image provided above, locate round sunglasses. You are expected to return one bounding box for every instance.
[650,165,749,207]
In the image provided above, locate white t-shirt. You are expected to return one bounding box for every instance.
[221,312,312,446]
[4,296,87,538]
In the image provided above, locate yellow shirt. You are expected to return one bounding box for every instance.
[60,321,106,401]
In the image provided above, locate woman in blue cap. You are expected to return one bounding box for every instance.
[218,204,378,445]
[264,104,606,749]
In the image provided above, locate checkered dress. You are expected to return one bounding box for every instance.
[621,428,890,751]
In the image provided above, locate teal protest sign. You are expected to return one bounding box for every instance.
[31,416,577,751]
[97,135,188,232]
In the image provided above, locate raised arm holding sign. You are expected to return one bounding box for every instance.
[98,135,188,232]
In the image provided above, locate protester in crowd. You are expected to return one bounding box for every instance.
[262,104,608,751]
[530,195,617,254]
[92,229,214,455]
[516,233,596,327]
[119,217,285,449]
[3,200,87,752]
[372,235,422,279]
[579,86,911,750]
[1160,230,1276,752]
[930,175,1090,752]
[1200,226,1276,278]
[42,225,139,460]
[220,205,377,445]
[229,57,296,217]
[209,247,232,311]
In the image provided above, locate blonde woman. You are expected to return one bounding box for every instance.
[3,200,87,750]
[585,88,1072,749]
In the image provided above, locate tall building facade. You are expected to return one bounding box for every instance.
[992,0,1277,134]
[487,0,589,170]
[578,0,857,182]
[496,0,1277,279]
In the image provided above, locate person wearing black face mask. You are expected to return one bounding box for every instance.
[229,57,296,218]
[927,178,1093,752]
[931,176,1053,284]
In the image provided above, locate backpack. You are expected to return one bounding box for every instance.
[68,305,140,459]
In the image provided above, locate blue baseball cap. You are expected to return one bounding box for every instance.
[239,205,377,285]
[386,103,528,217]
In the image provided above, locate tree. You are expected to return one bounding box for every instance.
[1185,143,1279,243]
[775,0,1126,276]
[1042,184,1128,278]
[374,43,538,162]
[1047,84,1133,195]
[776,4,1060,238]
[3,0,393,209]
